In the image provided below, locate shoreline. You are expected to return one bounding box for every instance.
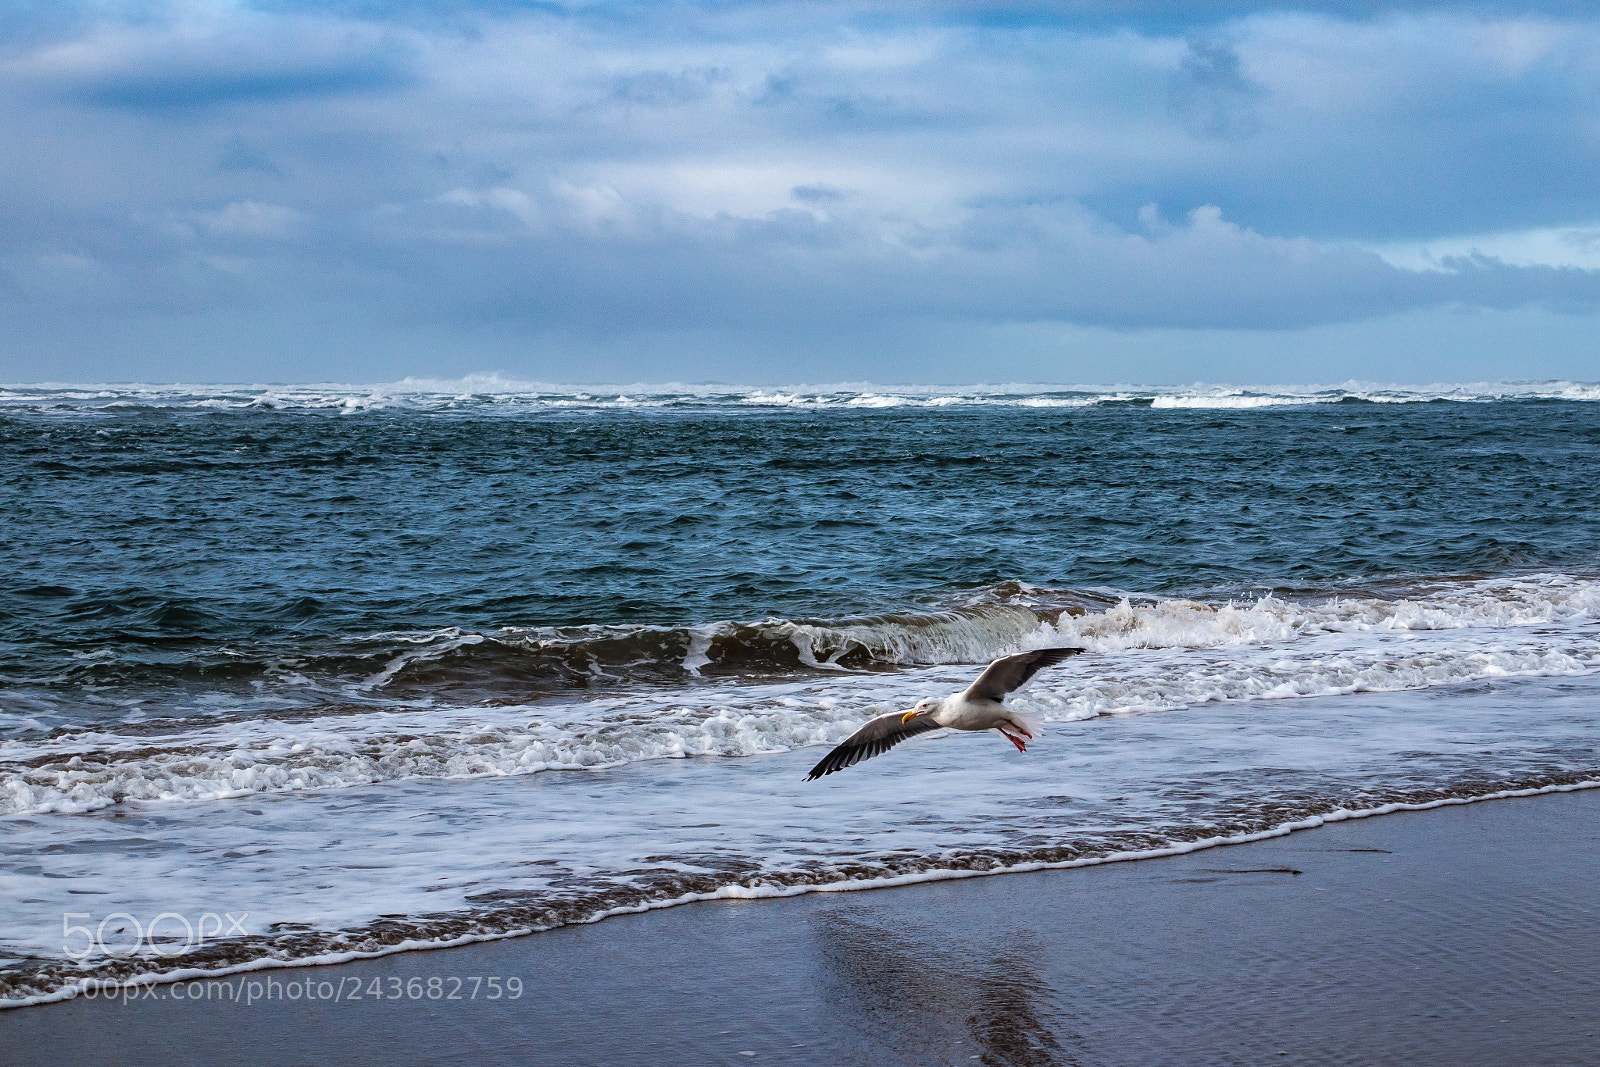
[5,776,1597,1012]
[6,786,1600,1064]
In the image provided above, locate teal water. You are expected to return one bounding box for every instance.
[3,382,1599,1004]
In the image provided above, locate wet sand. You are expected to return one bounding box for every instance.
[4,788,1599,1066]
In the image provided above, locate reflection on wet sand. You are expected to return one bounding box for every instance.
[813,910,1072,1066]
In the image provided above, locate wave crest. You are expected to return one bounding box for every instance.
[5,575,1600,816]
[4,379,1599,415]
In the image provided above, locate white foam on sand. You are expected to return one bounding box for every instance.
[6,777,1596,1011]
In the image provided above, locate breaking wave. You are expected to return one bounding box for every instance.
[2,378,1599,416]
[4,574,1598,816]
[28,573,1600,701]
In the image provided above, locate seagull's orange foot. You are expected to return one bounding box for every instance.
[1005,733,1027,753]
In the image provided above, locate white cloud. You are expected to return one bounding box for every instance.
[1371,225,1600,272]
[194,201,302,239]
[34,251,99,271]
[440,187,542,228]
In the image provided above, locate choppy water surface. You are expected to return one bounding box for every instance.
[3,381,1599,1004]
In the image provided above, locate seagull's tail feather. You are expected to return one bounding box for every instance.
[1009,710,1043,740]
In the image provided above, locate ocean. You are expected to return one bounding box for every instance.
[3,380,1600,1005]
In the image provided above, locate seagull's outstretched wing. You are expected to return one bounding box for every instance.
[962,647,1085,703]
[806,710,945,780]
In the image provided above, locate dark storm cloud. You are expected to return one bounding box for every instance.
[79,52,413,109]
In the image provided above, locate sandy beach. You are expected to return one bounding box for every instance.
[4,787,1597,1065]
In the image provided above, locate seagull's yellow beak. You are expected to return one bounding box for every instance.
[900,709,920,723]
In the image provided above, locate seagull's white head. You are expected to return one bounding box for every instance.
[899,697,939,723]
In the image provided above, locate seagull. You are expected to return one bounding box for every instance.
[805,647,1085,780]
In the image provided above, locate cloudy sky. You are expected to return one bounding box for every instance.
[2,1,1598,384]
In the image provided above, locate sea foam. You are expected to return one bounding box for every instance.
[4,575,1596,816]
[3,379,1599,416]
